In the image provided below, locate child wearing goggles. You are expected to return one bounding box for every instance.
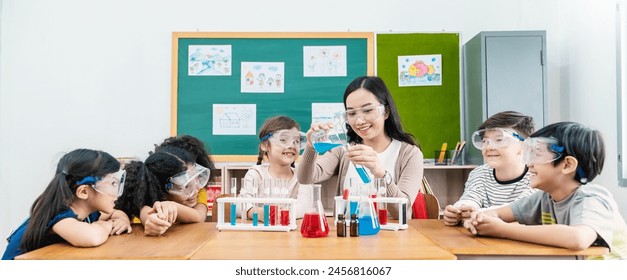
[443,111,536,226]
[3,149,131,260]
[238,116,309,220]
[116,145,211,236]
[464,122,627,259]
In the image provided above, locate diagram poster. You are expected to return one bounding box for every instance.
[212,104,256,135]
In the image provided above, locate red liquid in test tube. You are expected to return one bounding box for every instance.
[280,209,290,226]
[270,205,278,226]
[378,208,388,225]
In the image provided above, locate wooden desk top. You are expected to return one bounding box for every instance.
[409,220,609,259]
[15,223,218,260]
[191,219,456,260]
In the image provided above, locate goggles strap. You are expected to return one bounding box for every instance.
[260,133,273,142]
[76,176,100,186]
[577,166,588,184]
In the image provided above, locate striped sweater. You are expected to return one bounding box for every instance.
[454,164,535,209]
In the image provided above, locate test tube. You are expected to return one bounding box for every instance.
[269,179,279,226]
[263,178,271,226]
[280,179,290,226]
[376,178,388,225]
[230,178,237,225]
[251,178,259,227]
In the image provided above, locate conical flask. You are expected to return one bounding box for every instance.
[300,184,329,238]
[357,183,380,235]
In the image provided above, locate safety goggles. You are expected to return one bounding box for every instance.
[75,169,126,197]
[342,104,386,124]
[471,128,525,150]
[522,137,564,165]
[165,164,210,198]
[261,129,306,150]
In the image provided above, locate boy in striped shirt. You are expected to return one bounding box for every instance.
[464,122,626,259]
[443,111,536,226]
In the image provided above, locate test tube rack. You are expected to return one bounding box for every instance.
[215,197,297,232]
[333,196,409,231]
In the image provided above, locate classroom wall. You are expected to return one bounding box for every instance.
[1,0,625,253]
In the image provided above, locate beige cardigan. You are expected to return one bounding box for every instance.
[296,141,424,218]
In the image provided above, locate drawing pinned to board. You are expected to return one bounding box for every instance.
[312,103,345,135]
[212,104,256,135]
[398,54,442,86]
[241,62,285,93]
[303,46,347,77]
[311,103,345,124]
[188,45,232,76]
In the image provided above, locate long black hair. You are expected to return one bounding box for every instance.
[153,135,217,181]
[343,76,419,148]
[116,146,195,218]
[21,149,120,252]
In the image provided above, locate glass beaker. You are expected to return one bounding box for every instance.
[300,184,329,238]
[311,129,346,154]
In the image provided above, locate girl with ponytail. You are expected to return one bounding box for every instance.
[2,149,130,260]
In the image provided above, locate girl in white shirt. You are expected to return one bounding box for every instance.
[238,115,308,220]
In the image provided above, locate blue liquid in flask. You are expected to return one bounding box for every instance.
[358,216,380,235]
[313,142,343,153]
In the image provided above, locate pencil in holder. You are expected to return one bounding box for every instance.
[434,150,450,165]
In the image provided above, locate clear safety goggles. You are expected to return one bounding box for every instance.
[522,137,564,165]
[165,164,210,198]
[75,169,126,197]
[261,129,306,150]
[471,128,525,150]
[342,104,386,124]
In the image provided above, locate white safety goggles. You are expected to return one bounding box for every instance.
[341,104,386,124]
[165,164,210,198]
[471,128,525,150]
[261,129,306,150]
[522,137,564,165]
[76,169,126,197]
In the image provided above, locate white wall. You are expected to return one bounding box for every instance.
[1,0,624,254]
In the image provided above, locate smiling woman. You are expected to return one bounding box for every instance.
[297,76,424,219]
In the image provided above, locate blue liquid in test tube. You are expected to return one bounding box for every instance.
[263,204,270,226]
[252,212,258,226]
[349,201,358,216]
[355,165,371,183]
[230,204,236,225]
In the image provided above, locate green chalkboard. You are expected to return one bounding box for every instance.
[376,33,461,158]
[172,32,374,161]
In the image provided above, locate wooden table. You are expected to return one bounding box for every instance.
[409,220,609,260]
[15,223,218,260]
[191,219,456,260]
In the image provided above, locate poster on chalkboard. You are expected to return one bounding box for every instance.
[212,104,257,135]
[241,62,285,93]
[303,46,347,77]
[188,45,232,76]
